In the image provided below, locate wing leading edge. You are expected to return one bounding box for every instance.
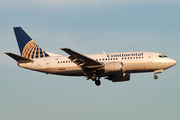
[60,48,103,68]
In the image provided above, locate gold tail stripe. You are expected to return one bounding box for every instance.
[38,47,40,58]
[22,41,31,55]
[23,43,32,57]
[25,45,35,58]
[33,46,38,59]
[23,40,36,55]
[23,40,37,57]
[29,46,36,59]
[42,50,45,57]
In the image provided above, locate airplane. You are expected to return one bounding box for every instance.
[5,27,177,86]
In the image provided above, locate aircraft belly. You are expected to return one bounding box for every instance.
[55,70,83,76]
[123,63,149,72]
[36,66,83,76]
[123,62,169,73]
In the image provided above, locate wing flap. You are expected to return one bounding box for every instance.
[68,55,84,66]
[60,48,102,68]
[5,52,34,63]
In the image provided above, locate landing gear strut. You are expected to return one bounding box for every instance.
[91,73,97,81]
[154,75,158,79]
[90,73,101,86]
[154,69,164,79]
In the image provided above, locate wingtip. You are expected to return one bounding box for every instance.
[4,52,10,54]
[59,48,70,50]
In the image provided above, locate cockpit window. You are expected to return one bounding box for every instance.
[159,54,168,58]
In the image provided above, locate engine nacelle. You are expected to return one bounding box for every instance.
[105,73,130,82]
[103,62,123,73]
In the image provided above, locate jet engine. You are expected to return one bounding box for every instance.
[103,62,123,73]
[105,73,130,82]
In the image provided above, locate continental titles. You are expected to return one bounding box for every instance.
[107,53,143,58]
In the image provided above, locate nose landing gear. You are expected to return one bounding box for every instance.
[154,74,158,79]
[153,69,164,79]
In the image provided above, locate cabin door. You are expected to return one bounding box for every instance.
[148,54,153,63]
[46,59,51,69]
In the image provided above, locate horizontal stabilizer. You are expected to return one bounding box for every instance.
[5,52,34,63]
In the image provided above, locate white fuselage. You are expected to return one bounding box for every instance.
[18,52,177,77]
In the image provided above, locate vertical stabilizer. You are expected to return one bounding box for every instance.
[13,27,49,59]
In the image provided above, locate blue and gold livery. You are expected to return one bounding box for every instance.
[22,40,49,59]
[14,27,49,59]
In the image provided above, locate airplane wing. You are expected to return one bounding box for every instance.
[60,48,103,68]
[5,52,34,63]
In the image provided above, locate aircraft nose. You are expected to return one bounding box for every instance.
[170,59,177,66]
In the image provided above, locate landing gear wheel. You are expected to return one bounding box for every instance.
[154,75,158,79]
[95,80,101,86]
[91,73,97,81]
[91,75,96,81]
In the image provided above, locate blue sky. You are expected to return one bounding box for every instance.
[1,0,180,120]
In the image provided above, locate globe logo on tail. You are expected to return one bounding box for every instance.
[22,40,49,59]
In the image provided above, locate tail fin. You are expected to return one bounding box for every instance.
[13,27,49,59]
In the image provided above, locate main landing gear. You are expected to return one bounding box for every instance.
[91,73,97,81]
[90,73,101,86]
[95,79,101,86]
